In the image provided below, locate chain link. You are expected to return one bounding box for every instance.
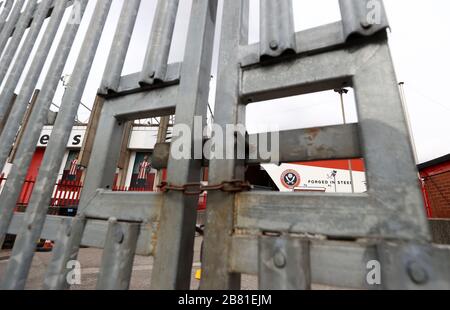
[157,180,252,196]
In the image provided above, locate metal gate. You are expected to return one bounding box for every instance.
[0,0,448,290]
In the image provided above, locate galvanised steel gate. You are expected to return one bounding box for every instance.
[0,0,448,290]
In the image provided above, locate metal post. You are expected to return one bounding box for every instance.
[151,0,218,289]
[77,107,125,208]
[96,218,140,290]
[200,0,249,290]
[258,236,311,290]
[0,0,37,86]
[339,0,389,38]
[334,88,355,194]
[17,0,112,228]
[154,116,170,191]
[139,0,179,85]
[0,0,88,234]
[0,0,25,55]
[0,0,90,288]
[0,0,14,34]
[0,94,15,133]
[260,0,296,59]
[99,0,141,94]
[7,90,40,162]
[0,0,62,136]
[42,217,87,290]
[352,41,430,239]
[17,1,112,291]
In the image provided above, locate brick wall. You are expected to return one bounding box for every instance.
[423,171,450,219]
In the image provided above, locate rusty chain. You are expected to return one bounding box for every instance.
[157,180,253,196]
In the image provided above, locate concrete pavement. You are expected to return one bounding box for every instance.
[0,236,258,290]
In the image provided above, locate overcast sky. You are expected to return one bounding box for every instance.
[7,0,450,164]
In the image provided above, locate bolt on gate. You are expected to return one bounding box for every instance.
[0,0,448,290]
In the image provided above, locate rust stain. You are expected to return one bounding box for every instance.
[306,128,320,140]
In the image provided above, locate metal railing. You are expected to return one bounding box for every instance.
[0,174,83,209]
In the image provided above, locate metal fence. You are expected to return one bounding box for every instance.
[0,175,82,209]
[0,0,448,290]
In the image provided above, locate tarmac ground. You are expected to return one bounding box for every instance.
[0,236,339,290]
[0,236,260,290]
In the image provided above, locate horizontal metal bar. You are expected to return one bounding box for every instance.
[103,62,181,97]
[152,124,361,169]
[248,124,361,164]
[8,213,155,256]
[235,191,426,240]
[233,236,450,290]
[240,21,345,67]
[231,235,378,289]
[83,190,162,223]
[106,83,179,121]
[241,35,386,102]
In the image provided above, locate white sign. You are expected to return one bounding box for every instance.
[263,161,367,194]
[37,126,86,148]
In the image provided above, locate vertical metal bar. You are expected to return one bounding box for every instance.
[260,0,296,59]
[258,236,311,290]
[0,93,16,133]
[0,0,14,34]
[151,0,218,289]
[6,90,40,162]
[139,0,179,85]
[99,0,141,94]
[200,0,249,290]
[153,116,170,191]
[42,216,87,290]
[377,242,450,289]
[0,0,56,130]
[352,41,430,240]
[0,0,25,54]
[12,0,112,245]
[339,0,389,39]
[77,105,125,209]
[96,218,140,290]
[5,0,111,290]
[0,0,89,287]
[0,0,38,86]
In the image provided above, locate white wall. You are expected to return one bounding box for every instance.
[128,126,159,150]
